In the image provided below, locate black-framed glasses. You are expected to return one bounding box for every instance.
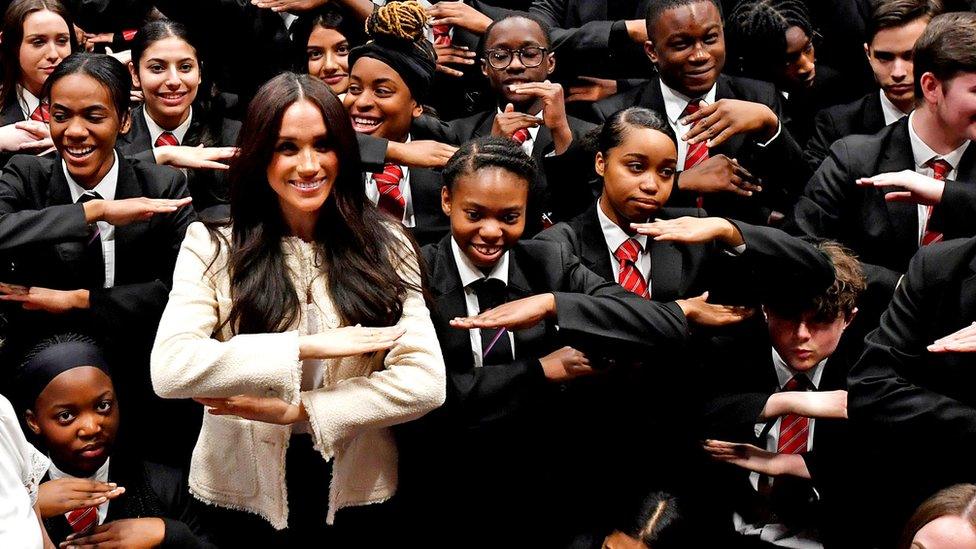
[484,46,548,69]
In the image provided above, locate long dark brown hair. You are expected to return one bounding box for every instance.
[209,72,420,334]
[0,0,78,110]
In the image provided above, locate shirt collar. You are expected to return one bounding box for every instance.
[16,85,40,119]
[451,236,510,288]
[907,111,971,171]
[48,457,110,483]
[279,11,298,30]
[596,199,647,256]
[144,106,193,146]
[771,347,826,390]
[64,151,120,202]
[660,80,718,126]
[879,89,909,126]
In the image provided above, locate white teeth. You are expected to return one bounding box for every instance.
[67,146,94,156]
[291,179,325,190]
[474,245,500,255]
[352,117,379,127]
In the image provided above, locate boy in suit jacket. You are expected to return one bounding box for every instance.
[792,12,976,305]
[803,0,937,171]
[591,0,806,226]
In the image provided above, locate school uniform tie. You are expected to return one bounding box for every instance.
[511,128,530,145]
[154,131,179,148]
[471,278,513,366]
[66,505,97,534]
[921,158,952,246]
[373,163,406,221]
[614,238,649,298]
[76,191,105,289]
[29,100,49,123]
[432,24,452,47]
[682,100,709,208]
[777,375,810,455]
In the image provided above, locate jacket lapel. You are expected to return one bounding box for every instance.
[429,238,476,370]
[863,93,885,132]
[47,159,86,277]
[879,120,920,252]
[646,209,685,301]
[111,154,149,284]
[577,204,615,281]
[506,247,546,358]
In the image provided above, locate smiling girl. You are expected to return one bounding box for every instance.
[292,4,365,97]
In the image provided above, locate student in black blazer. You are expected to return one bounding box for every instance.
[0,54,195,467]
[118,21,240,217]
[344,4,450,246]
[413,15,597,226]
[398,136,764,546]
[11,334,214,548]
[803,0,935,171]
[592,0,806,226]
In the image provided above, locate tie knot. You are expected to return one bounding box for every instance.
[155,131,179,148]
[927,158,952,181]
[30,100,50,123]
[375,163,403,185]
[783,374,809,392]
[614,238,642,264]
[681,100,702,118]
[471,277,507,311]
[76,191,102,204]
[512,128,530,144]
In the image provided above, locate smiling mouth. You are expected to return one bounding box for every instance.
[64,145,96,161]
[471,243,503,258]
[321,73,348,84]
[158,91,188,105]
[351,115,382,133]
[289,178,326,193]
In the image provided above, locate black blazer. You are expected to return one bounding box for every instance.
[592,74,808,225]
[400,164,450,247]
[118,105,241,215]
[848,236,976,545]
[42,456,215,548]
[792,116,976,299]
[803,91,887,173]
[414,110,598,224]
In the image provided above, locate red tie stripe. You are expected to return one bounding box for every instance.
[122,29,138,41]
[30,100,49,123]
[66,505,97,534]
[373,163,406,220]
[432,24,452,47]
[614,238,649,298]
[512,128,530,145]
[681,101,709,208]
[921,158,951,246]
[154,131,179,147]
[777,375,810,455]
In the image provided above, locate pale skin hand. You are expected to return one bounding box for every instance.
[491,103,540,140]
[677,154,761,197]
[566,76,617,103]
[450,293,556,331]
[762,390,848,420]
[62,517,166,549]
[250,0,327,13]
[539,346,594,382]
[298,325,406,360]
[195,395,308,425]
[153,145,239,170]
[0,287,89,313]
[928,322,976,353]
[14,121,54,151]
[434,44,476,78]
[857,170,945,205]
[82,196,193,226]
[624,19,648,43]
[675,291,754,328]
[386,140,458,169]
[631,217,745,247]
[703,439,811,479]
[680,99,779,148]
[508,81,573,154]
[427,1,493,34]
[0,123,48,152]
[38,479,124,518]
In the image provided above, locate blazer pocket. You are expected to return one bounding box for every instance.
[191,414,259,498]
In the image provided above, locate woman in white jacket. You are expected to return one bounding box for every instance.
[150,72,445,545]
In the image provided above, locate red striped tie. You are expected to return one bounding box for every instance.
[921,158,951,246]
[512,128,530,145]
[373,163,406,220]
[66,505,97,534]
[154,131,179,147]
[614,238,649,298]
[30,100,49,123]
[432,24,452,47]
[682,101,709,208]
[777,375,810,455]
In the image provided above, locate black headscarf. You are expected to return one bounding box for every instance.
[12,338,111,412]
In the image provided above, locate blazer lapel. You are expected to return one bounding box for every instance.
[577,204,615,281]
[506,251,547,359]
[120,105,152,152]
[112,154,149,284]
[533,125,554,161]
[879,121,920,252]
[47,159,86,278]
[430,239,475,370]
[863,93,885,132]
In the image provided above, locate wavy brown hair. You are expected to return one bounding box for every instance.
[209,72,421,334]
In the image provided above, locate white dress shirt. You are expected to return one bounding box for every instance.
[907,111,970,245]
[48,457,111,526]
[16,86,41,121]
[64,152,120,288]
[144,107,193,148]
[879,90,908,127]
[596,200,651,293]
[364,136,415,227]
[450,237,515,368]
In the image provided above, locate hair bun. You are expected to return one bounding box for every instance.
[367,1,428,43]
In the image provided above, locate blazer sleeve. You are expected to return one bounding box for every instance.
[848,246,976,448]
[150,222,303,401]
[745,96,810,212]
[803,109,839,173]
[300,230,446,459]
[0,158,89,251]
[929,180,976,239]
[357,133,388,173]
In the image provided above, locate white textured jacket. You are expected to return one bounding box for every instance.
[150,223,445,528]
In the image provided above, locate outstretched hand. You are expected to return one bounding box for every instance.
[675,291,754,327]
[763,390,848,420]
[680,99,778,148]
[677,154,761,197]
[38,479,124,518]
[929,322,976,353]
[195,395,307,425]
[857,169,945,205]
[450,293,556,331]
[299,325,406,360]
[703,440,811,478]
[154,145,239,170]
[631,217,743,247]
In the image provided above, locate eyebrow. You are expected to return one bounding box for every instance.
[50,103,111,113]
[146,57,196,64]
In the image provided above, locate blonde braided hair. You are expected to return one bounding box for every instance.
[366,0,428,42]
